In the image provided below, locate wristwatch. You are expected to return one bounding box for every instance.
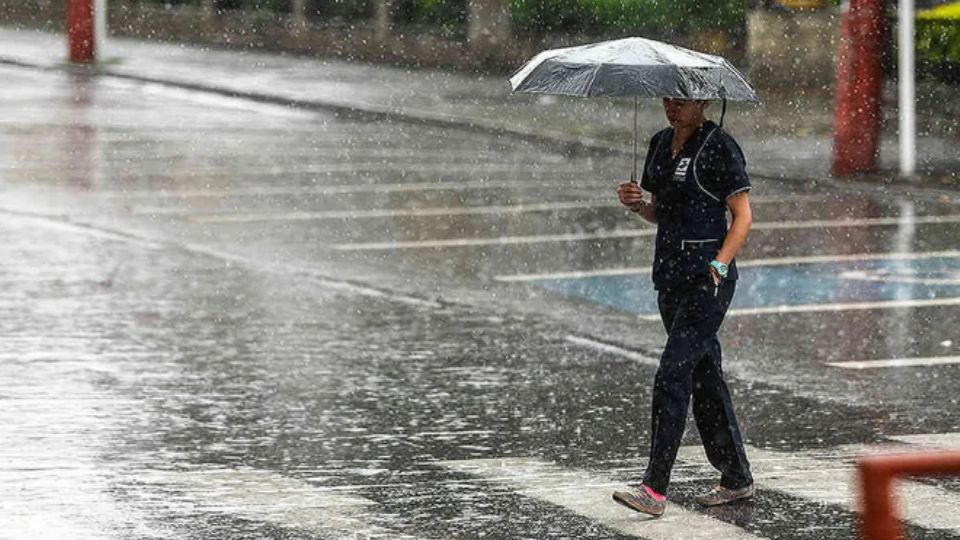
[709,260,729,279]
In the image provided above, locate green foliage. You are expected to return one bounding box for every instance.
[139,0,373,19]
[918,20,960,63]
[246,0,290,11]
[918,1,960,21]
[582,0,664,33]
[137,0,748,36]
[208,0,290,11]
[140,0,206,6]
[917,1,960,68]
[511,0,587,33]
[312,0,373,21]
[511,0,746,36]
[393,0,467,26]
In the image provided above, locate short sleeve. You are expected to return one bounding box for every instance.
[713,135,751,200]
[639,131,665,193]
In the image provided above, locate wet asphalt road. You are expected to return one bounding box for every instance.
[1,65,959,539]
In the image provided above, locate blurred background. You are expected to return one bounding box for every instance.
[3,0,957,81]
[2,0,958,180]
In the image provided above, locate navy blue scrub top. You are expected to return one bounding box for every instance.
[639,120,751,290]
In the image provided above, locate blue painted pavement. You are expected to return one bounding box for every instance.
[533,256,960,316]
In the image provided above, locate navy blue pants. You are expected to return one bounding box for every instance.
[642,279,752,495]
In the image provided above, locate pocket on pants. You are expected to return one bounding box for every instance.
[678,238,719,280]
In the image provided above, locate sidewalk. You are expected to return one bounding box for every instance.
[1,26,957,184]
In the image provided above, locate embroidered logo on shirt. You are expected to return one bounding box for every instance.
[673,158,691,182]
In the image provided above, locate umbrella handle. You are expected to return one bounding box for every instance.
[631,96,639,183]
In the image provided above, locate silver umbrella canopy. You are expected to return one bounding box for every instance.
[509,37,760,181]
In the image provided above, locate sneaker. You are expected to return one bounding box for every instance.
[694,484,755,507]
[612,488,666,517]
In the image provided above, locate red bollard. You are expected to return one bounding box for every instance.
[832,0,887,176]
[857,451,960,540]
[67,0,96,63]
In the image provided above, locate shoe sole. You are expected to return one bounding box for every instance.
[612,491,665,517]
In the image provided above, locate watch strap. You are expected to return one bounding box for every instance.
[710,259,729,278]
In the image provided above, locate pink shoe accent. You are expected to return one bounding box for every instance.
[643,484,666,502]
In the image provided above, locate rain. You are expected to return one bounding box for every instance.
[0,0,959,538]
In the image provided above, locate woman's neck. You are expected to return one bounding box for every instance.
[671,119,706,155]
[674,119,705,140]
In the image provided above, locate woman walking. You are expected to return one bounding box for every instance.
[612,98,754,517]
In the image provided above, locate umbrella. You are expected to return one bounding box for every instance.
[509,37,760,181]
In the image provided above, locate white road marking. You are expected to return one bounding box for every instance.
[498,265,654,281]
[566,334,960,375]
[96,179,573,198]
[189,200,614,223]
[825,356,960,369]
[889,432,960,448]
[149,162,597,175]
[564,335,659,366]
[330,214,960,251]
[494,250,960,282]
[676,444,960,533]
[0,209,167,251]
[336,228,652,251]
[839,269,960,286]
[105,181,823,199]
[142,468,404,537]
[711,297,960,320]
[0,209,440,310]
[438,457,766,540]
[130,193,826,216]
[631,297,960,321]
[111,78,323,119]
[179,243,443,309]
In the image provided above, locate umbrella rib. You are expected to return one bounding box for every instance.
[721,59,761,102]
[585,63,603,98]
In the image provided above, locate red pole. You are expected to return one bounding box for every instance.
[857,451,960,540]
[832,0,886,176]
[858,458,898,540]
[67,0,96,63]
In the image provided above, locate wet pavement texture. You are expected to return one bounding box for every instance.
[0,64,959,539]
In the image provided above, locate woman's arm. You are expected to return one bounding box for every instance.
[617,183,657,224]
[711,191,752,282]
[634,194,657,224]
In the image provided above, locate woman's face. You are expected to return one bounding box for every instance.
[662,98,707,129]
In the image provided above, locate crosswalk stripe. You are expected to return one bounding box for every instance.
[825,356,960,369]
[495,249,960,282]
[677,444,960,533]
[142,468,407,537]
[97,182,830,199]
[565,335,659,366]
[332,214,960,251]
[648,296,960,321]
[438,457,766,540]
[189,200,614,223]
[890,432,960,448]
